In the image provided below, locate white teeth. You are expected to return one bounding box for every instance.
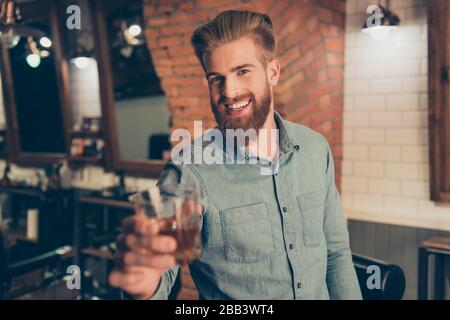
[226,99,250,111]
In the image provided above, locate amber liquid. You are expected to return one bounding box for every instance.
[158,217,201,265]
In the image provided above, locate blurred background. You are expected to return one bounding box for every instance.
[0,0,448,300]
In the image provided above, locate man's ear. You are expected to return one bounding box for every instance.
[267,59,280,86]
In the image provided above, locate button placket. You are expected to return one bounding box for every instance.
[273,160,304,298]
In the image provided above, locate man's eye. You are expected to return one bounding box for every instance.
[237,69,249,76]
[209,77,223,84]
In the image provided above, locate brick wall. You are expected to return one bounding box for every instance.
[143,0,345,300]
[342,0,450,231]
[143,0,346,187]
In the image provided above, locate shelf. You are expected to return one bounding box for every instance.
[68,156,104,167]
[6,228,39,244]
[0,185,43,197]
[81,247,114,260]
[69,155,103,162]
[79,195,134,210]
[70,130,103,138]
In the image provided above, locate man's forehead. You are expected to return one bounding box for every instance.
[203,37,262,74]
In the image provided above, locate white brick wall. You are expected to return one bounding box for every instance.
[343,0,450,231]
[69,59,102,124]
[68,61,157,190]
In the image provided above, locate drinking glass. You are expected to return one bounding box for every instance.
[129,183,202,265]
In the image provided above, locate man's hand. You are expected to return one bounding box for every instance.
[108,215,178,300]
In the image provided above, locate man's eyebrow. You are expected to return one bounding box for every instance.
[206,71,221,78]
[230,64,255,72]
[206,64,256,78]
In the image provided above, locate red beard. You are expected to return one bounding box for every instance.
[211,84,272,133]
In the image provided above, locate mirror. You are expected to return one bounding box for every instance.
[94,0,169,177]
[0,77,8,159]
[0,0,71,165]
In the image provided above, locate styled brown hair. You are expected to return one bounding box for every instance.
[190,10,277,68]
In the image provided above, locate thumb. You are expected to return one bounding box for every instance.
[196,204,204,216]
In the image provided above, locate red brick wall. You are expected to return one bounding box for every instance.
[143,0,345,299]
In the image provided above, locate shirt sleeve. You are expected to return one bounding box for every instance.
[322,138,363,300]
[148,161,208,300]
[149,265,181,300]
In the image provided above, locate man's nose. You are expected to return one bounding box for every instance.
[221,78,240,100]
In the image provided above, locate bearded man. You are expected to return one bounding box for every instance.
[109,10,362,300]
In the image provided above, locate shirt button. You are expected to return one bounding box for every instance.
[289,244,294,250]
[297,282,302,289]
[282,207,288,213]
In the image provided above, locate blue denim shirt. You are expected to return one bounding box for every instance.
[152,112,362,300]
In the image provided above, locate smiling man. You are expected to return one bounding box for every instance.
[109,10,362,300]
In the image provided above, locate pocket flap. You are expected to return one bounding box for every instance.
[220,202,267,225]
[297,187,326,211]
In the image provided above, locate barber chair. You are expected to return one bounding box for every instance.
[148,133,171,160]
[0,230,74,300]
[352,253,406,300]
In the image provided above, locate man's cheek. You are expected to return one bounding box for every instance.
[209,91,219,106]
[209,87,220,101]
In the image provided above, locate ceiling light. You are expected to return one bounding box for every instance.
[128,24,141,36]
[0,0,46,48]
[72,56,91,70]
[26,53,40,68]
[39,36,52,48]
[40,49,50,58]
[362,0,400,40]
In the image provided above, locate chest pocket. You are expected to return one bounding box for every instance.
[297,187,326,247]
[219,202,275,263]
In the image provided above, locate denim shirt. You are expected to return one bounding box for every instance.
[151,112,362,300]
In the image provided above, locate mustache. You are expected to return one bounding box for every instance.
[218,94,253,105]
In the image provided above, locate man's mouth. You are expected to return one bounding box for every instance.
[224,98,251,111]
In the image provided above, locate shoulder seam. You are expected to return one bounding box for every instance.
[185,163,211,212]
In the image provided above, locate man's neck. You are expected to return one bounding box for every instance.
[247,109,279,161]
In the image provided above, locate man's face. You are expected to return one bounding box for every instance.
[203,37,280,132]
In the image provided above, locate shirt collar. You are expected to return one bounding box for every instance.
[222,111,298,162]
[274,111,297,155]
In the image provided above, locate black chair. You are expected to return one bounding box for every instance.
[0,230,73,300]
[148,133,171,160]
[352,253,406,300]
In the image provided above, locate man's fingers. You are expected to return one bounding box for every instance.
[197,204,203,215]
[116,251,176,270]
[109,268,145,290]
[116,234,177,254]
[147,235,177,253]
[122,216,159,235]
[116,233,140,252]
